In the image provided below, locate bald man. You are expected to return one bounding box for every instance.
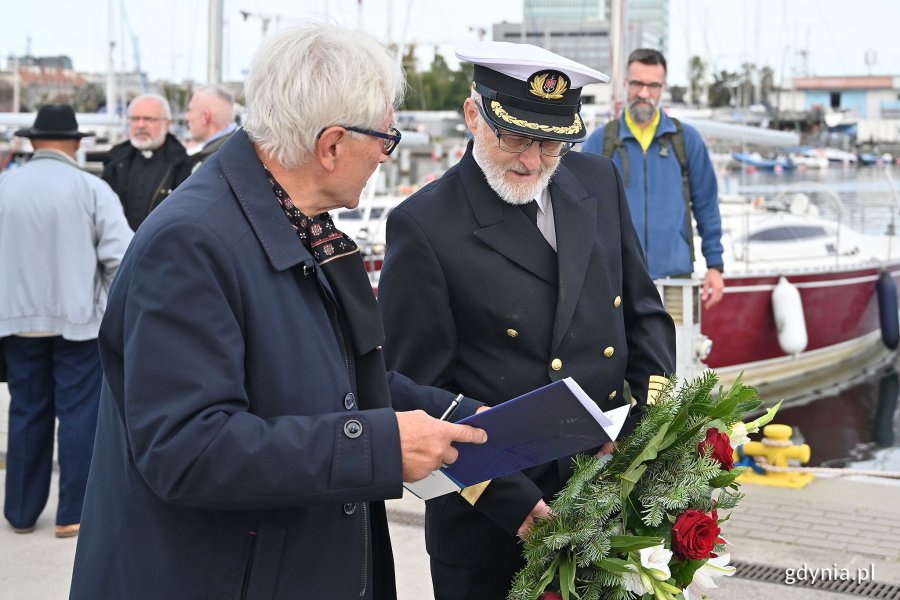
[185,84,237,173]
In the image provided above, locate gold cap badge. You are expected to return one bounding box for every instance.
[528,70,569,100]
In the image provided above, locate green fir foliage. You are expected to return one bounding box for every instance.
[509,372,764,600]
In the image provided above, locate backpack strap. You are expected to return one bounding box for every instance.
[663,117,695,262]
[602,118,630,185]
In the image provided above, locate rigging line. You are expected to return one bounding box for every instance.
[813,0,847,74]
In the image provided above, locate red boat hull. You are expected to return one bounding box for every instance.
[702,264,900,370]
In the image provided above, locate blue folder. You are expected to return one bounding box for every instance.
[404,377,630,500]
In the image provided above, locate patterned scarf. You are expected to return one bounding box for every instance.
[267,168,389,410]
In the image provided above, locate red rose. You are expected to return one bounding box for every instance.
[698,428,734,470]
[671,509,721,560]
[540,593,563,600]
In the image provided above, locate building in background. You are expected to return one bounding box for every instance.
[492,0,669,75]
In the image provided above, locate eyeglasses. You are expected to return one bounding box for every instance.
[128,116,168,124]
[492,130,574,157]
[317,125,402,156]
[628,80,664,93]
[346,126,402,156]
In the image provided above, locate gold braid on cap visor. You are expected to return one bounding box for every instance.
[490,100,583,135]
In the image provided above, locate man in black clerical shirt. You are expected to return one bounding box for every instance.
[102,93,188,230]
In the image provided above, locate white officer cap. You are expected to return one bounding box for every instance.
[455,41,609,142]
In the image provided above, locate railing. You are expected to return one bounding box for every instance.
[655,278,710,383]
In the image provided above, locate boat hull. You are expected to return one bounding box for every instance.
[701,264,900,394]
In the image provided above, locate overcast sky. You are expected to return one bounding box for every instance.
[3,0,899,88]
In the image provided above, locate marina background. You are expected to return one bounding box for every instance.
[1,2,900,597]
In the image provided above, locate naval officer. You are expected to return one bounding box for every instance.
[378,42,677,598]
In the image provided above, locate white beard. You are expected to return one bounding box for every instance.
[130,134,165,152]
[473,138,559,206]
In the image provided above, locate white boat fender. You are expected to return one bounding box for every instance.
[771,276,808,355]
[876,271,900,350]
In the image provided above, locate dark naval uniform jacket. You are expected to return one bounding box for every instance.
[378,144,676,574]
[70,130,473,600]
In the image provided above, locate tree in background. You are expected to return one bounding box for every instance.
[708,70,736,108]
[401,50,473,112]
[669,85,687,104]
[72,83,106,113]
[688,56,706,106]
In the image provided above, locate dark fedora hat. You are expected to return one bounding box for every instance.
[14,104,95,140]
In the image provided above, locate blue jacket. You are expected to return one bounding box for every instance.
[584,111,723,278]
[70,130,475,600]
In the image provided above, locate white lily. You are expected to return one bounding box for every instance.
[623,544,673,596]
[639,544,673,581]
[728,422,750,449]
[690,553,737,590]
[621,567,650,596]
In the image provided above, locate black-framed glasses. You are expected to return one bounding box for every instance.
[319,125,401,156]
[491,128,574,157]
[628,80,664,93]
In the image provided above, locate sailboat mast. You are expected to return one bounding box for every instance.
[609,0,625,118]
[208,0,224,84]
[106,0,115,116]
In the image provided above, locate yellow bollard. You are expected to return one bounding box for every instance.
[736,424,815,488]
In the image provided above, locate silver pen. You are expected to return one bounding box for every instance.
[439,394,464,421]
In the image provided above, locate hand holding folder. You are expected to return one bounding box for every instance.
[404,377,630,500]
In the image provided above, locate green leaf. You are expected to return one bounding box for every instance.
[535,555,560,600]
[558,552,580,600]
[709,469,742,489]
[609,535,665,553]
[620,422,670,499]
[746,400,783,431]
[670,559,707,589]
[620,464,647,500]
[594,557,633,574]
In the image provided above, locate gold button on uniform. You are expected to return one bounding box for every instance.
[603,346,615,358]
[551,358,563,371]
[608,390,617,400]
[506,328,518,338]
[613,296,622,308]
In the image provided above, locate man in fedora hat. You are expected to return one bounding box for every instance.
[378,42,676,598]
[0,104,133,538]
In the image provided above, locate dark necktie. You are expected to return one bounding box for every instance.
[520,200,539,225]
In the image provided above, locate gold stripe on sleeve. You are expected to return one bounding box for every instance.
[459,480,491,505]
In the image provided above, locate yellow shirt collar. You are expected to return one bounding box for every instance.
[624,107,661,153]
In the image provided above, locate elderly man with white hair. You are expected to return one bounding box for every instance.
[70,22,488,600]
[102,92,189,230]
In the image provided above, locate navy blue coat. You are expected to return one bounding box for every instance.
[70,130,470,600]
[379,145,676,573]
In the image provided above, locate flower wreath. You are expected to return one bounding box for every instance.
[510,372,780,600]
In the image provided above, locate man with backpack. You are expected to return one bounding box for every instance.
[584,48,724,308]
